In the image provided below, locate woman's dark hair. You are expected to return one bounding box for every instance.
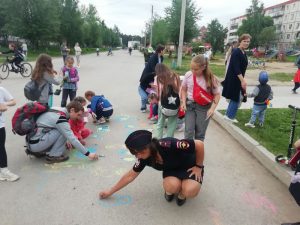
[128,138,160,165]
[155,44,165,54]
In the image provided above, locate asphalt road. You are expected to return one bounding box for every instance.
[0,50,299,225]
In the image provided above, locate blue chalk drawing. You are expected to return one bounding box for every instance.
[97,125,110,132]
[98,195,132,208]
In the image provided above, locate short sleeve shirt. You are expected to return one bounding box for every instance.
[0,87,13,128]
[132,138,195,173]
[181,71,220,101]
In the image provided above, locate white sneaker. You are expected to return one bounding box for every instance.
[245,122,255,128]
[0,168,20,181]
[140,109,146,113]
[224,115,239,123]
[98,117,106,124]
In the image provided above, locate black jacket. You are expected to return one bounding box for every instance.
[139,53,163,90]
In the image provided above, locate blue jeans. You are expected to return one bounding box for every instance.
[249,104,267,124]
[226,100,240,119]
[138,85,148,110]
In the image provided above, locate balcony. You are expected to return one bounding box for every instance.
[271,11,284,18]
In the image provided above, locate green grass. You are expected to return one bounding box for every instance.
[219,108,300,156]
[286,55,297,63]
[163,55,226,77]
[269,72,294,82]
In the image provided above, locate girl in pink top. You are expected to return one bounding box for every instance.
[181,55,220,141]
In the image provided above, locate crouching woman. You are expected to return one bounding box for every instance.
[99,130,204,206]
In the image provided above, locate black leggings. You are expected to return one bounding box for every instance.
[61,89,76,107]
[0,127,7,168]
[293,82,300,91]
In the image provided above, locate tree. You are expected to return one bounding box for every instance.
[60,0,83,46]
[258,26,277,49]
[205,19,228,54]
[144,15,169,47]
[2,0,61,48]
[165,0,201,47]
[237,0,274,48]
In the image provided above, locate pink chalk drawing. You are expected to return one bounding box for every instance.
[241,192,277,214]
[208,208,224,225]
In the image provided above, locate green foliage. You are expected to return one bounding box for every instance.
[165,0,201,46]
[0,0,121,49]
[191,41,204,53]
[205,19,227,54]
[219,108,300,156]
[237,0,274,48]
[151,17,169,46]
[258,26,277,48]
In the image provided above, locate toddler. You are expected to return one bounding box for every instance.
[148,93,158,123]
[245,71,273,128]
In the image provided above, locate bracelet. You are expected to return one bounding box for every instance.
[195,164,204,169]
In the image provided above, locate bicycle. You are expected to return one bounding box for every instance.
[0,56,32,79]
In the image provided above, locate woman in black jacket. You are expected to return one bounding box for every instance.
[138,44,165,112]
[222,34,251,123]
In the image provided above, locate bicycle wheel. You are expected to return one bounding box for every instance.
[20,62,32,77]
[0,64,9,79]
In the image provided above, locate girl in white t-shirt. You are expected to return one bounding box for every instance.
[181,55,220,141]
[0,87,19,181]
[74,42,82,68]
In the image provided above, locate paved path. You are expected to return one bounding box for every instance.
[0,50,299,225]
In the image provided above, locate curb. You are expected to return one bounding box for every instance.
[212,111,293,187]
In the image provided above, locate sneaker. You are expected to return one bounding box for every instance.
[98,117,106,124]
[224,115,239,123]
[25,148,46,158]
[45,155,69,164]
[292,89,297,94]
[245,122,255,128]
[0,168,20,181]
[150,117,157,121]
[259,123,264,127]
[104,117,110,122]
[140,109,146,113]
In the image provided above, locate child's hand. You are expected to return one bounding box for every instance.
[0,103,8,112]
[91,112,97,119]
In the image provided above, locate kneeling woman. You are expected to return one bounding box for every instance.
[99,130,204,206]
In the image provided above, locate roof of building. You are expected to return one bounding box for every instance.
[264,0,298,11]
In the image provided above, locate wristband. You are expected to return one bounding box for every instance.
[84,151,90,156]
[195,164,204,169]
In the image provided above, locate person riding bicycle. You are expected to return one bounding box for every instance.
[107,47,113,56]
[0,43,24,72]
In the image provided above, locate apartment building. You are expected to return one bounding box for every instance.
[226,0,300,49]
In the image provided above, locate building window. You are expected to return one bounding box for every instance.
[285,15,288,21]
[289,24,293,30]
[287,5,289,10]
[291,14,294,20]
[297,23,300,29]
[283,25,286,31]
[287,34,290,39]
[280,34,283,39]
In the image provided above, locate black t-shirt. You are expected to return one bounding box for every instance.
[132,138,195,173]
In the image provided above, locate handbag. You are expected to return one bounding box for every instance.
[192,74,214,106]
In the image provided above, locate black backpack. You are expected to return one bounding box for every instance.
[24,79,47,101]
[160,85,180,116]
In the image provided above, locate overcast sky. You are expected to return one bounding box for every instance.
[83,0,286,35]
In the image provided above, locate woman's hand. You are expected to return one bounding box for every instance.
[99,190,113,199]
[88,153,99,161]
[187,166,203,183]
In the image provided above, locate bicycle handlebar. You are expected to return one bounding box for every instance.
[288,105,300,111]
